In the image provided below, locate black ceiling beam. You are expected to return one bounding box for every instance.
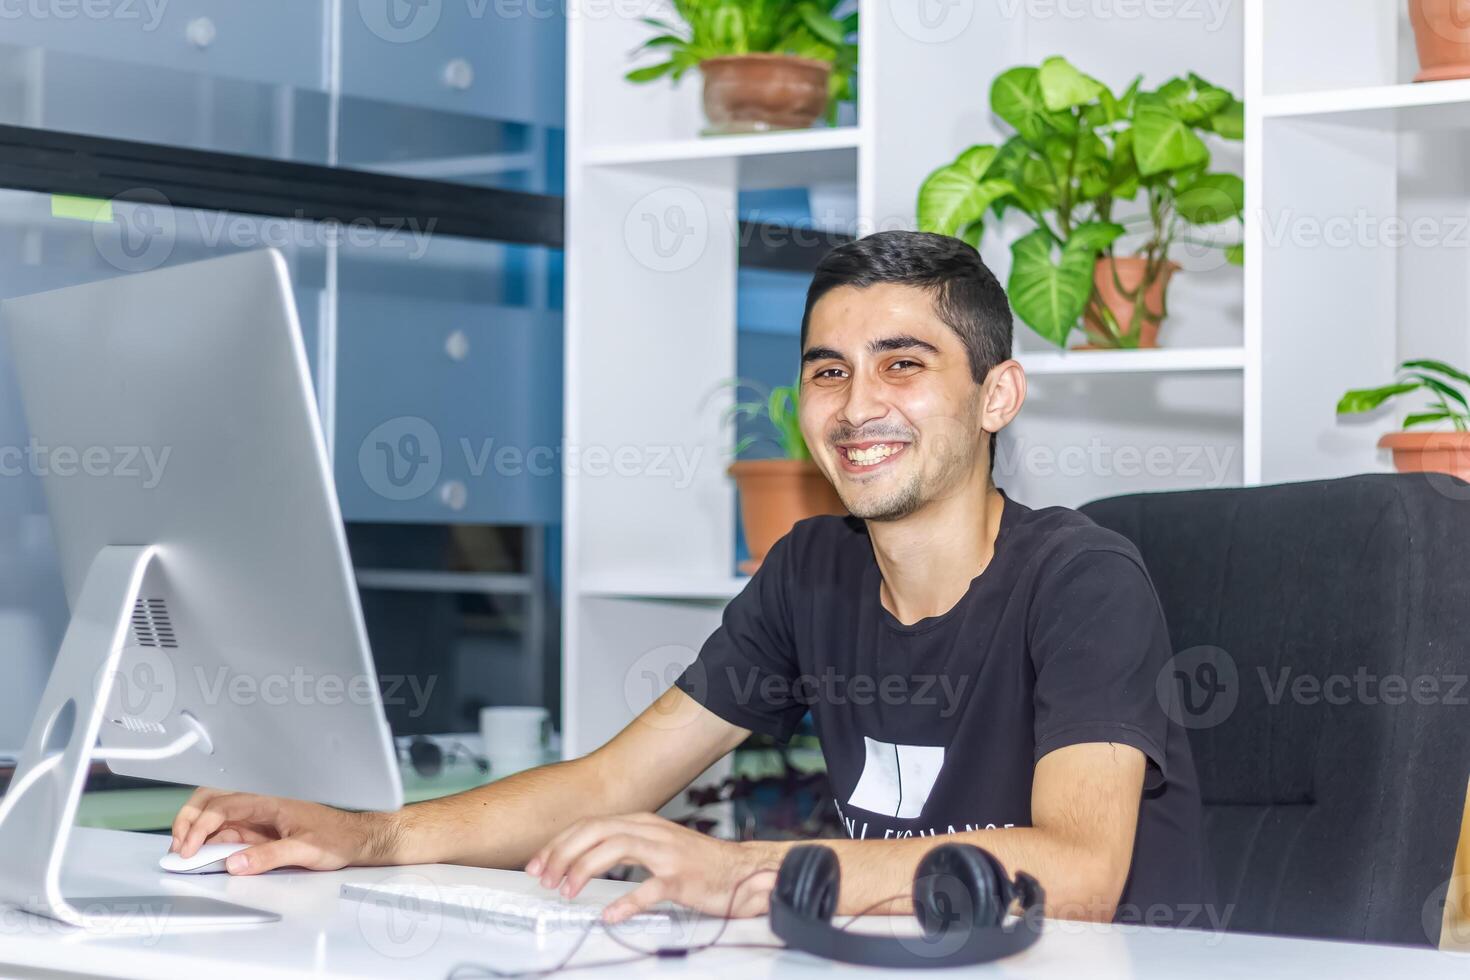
[737,221,851,274]
[0,123,563,249]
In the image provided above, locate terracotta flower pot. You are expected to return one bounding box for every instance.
[1077,256,1180,350]
[1410,0,1470,83]
[700,54,831,134]
[729,459,845,574]
[1379,431,1470,482]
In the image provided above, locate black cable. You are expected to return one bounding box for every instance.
[446,866,785,980]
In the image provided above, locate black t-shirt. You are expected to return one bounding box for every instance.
[675,491,1209,924]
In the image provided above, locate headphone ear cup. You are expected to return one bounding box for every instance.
[912,844,1009,937]
[1012,870,1044,913]
[774,845,841,923]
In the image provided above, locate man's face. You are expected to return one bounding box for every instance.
[798,283,989,522]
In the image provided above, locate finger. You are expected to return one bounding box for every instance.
[226,836,324,876]
[180,795,275,857]
[537,819,642,890]
[563,835,652,899]
[209,825,274,846]
[527,818,601,879]
[603,877,667,924]
[171,787,225,851]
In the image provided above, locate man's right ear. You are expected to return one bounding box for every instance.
[981,360,1027,435]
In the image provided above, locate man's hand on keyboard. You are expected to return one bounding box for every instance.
[169,788,392,874]
[524,812,782,924]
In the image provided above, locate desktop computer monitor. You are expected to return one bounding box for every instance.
[0,248,402,927]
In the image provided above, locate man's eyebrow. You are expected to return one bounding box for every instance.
[801,345,845,363]
[869,335,940,355]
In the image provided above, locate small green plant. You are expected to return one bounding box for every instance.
[917,56,1244,349]
[728,379,810,459]
[1337,360,1470,431]
[626,0,858,125]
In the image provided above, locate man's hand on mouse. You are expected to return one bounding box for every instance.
[170,788,393,875]
[524,812,781,923]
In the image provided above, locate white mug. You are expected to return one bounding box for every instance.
[479,705,548,754]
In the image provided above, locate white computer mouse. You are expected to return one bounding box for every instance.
[158,841,250,874]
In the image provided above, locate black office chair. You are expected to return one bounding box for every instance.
[1081,473,1470,945]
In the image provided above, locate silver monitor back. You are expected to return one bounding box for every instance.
[1,249,401,813]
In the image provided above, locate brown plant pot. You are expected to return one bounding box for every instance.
[1077,256,1180,350]
[1379,431,1470,482]
[700,54,831,134]
[1410,0,1470,82]
[730,459,845,574]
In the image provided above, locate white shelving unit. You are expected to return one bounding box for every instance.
[1246,0,1470,485]
[565,1,1451,757]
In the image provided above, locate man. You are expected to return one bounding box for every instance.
[171,231,1206,926]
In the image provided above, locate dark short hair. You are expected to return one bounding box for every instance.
[800,230,1013,381]
[799,230,1014,469]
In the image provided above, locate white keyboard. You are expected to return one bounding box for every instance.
[341,880,676,935]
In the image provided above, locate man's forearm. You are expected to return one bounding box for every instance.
[750,827,1128,921]
[373,757,626,869]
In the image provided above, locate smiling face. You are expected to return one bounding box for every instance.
[799,282,996,522]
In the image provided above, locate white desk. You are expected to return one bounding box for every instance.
[2,828,1466,979]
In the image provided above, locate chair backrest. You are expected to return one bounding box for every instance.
[1080,473,1470,945]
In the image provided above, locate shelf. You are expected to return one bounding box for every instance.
[1016,346,1246,376]
[581,127,861,190]
[579,573,749,601]
[1261,79,1470,129]
[582,126,861,165]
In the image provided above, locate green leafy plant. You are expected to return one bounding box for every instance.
[1337,360,1470,431]
[727,379,810,459]
[627,0,858,125]
[917,56,1245,349]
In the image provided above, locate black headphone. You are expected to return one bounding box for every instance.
[768,842,1045,969]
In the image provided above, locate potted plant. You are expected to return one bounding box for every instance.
[917,56,1245,350]
[727,380,844,573]
[626,1,857,134]
[1337,359,1470,481]
[1410,0,1470,83]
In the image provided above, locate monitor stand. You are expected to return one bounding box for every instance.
[0,545,279,929]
